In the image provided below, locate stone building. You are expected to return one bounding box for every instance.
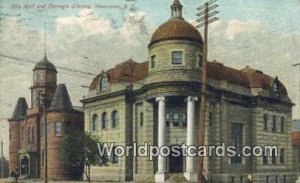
[8,55,84,180]
[82,0,297,182]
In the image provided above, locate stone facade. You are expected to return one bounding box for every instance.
[82,1,298,183]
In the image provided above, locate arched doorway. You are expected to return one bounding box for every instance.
[20,156,29,176]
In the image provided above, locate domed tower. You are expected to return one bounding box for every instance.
[31,55,57,108]
[146,0,203,85]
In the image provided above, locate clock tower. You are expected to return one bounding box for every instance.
[31,54,57,108]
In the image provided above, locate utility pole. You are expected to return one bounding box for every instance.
[196,1,219,183]
[293,63,300,119]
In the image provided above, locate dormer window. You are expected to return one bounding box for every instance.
[100,77,108,92]
[151,55,157,69]
[271,77,280,98]
[171,51,183,65]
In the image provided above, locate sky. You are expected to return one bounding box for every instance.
[0,0,300,158]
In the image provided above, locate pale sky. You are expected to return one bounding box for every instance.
[0,0,300,158]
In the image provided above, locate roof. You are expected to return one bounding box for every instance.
[89,59,148,90]
[149,18,203,47]
[33,54,57,72]
[48,84,73,112]
[89,60,287,96]
[10,97,28,121]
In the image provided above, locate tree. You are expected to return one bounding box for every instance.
[59,131,107,182]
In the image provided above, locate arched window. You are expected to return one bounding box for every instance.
[112,111,119,129]
[91,114,99,131]
[102,112,108,129]
[100,77,108,91]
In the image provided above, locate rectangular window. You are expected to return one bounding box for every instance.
[55,122,62,136]
[263,150,268,165]
[171,51,183,65]
[182,113,186,127]
[198,54,203,67]
[173,113,179,127]
[280,116,284,133]
[151,55,156,69]
[272,149,276,164]
[273,115,277,131]
[231,123,243,164]
[263,114,268,131]
[166,113,170,127]
[280,148,284,164]
[140,112,144,127]
[209,112,213,127]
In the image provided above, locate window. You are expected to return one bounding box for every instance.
[198,54,203,67]
[91,114,99,131]
[112,111,119,129]
[100,77,108,91]
[266,176,269,183]
[209,112,213,127]
[151,55,156,69]
[240,176,243,183]
[21,127,24,140]
[112,146,119,164]
[55,122,62,136]
[231,123,243,164]
[9,129,11,142]
[171,51,183,65]
[263,150,268,165]
[280,116,284,133]
[32,127,35,143]
[271,149,276,164]
[182,113,186,127]
[28,127,31,144]
[173,113,179,127]
[140,112,144,127]
[166,113,170,127]
[263,114,268,131]
[102,112,108,129]
[231,176,235,183]
[272,115,276,132]
[280,149,284,164]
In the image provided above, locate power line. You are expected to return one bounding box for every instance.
[0,53,97,77]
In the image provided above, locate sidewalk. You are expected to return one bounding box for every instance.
[0,179,88,183]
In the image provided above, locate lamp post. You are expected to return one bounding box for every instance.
[41,94,50,183]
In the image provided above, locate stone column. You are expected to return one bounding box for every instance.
[155,97,167,183]
[184,96,198,182]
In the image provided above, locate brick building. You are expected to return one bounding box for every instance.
[82,0,298,182]
[8,55,84,180]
